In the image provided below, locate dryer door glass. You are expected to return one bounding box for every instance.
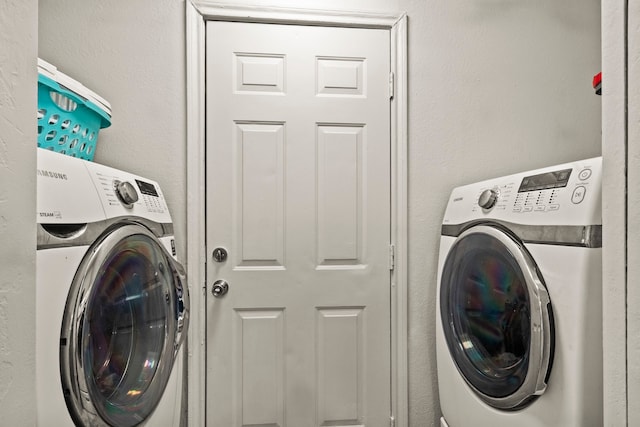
[440,225,553,410]
[61,224,187,427]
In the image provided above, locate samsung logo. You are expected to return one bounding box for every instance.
[453,197,464,202]
[37,169,67,180]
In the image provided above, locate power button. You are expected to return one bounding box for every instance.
[578,169,592,180]
[572,186,586,204]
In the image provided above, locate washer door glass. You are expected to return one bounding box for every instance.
[61,223,188,427]
[440,225,554,410]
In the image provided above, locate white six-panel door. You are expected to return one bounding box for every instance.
[205,21,391,427]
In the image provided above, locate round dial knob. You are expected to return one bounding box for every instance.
[114,180,139,208]
[478,188,498,209]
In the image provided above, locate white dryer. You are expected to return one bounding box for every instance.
[36,148,189,427]
[436,158,602,427]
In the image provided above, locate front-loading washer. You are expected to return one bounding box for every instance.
[436,157,602,426]
[36,148,189,426]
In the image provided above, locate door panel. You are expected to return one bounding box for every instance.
[206,21,391,427]
[317,125,363,265]
[234,122,285,268]
[233,309,285,426]
[316,307,365,425]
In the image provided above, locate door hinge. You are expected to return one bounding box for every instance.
[389,72,395,100]
[389,244,395,271]
[390,415,396,427]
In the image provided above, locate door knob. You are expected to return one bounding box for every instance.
[212,279,229,298]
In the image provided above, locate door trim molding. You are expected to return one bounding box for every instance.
[186,3,408,426]
[190,1,404,27]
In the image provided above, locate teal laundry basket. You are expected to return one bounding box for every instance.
[37,59,112,161]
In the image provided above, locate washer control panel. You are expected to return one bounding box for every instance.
[87,163,171,222]
[35,148,173,224]
[445,157,602,226]
[474,164,595,214]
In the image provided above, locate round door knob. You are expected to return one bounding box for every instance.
[478,188,498,210]
[212,279,229,298]
[114,180,139,208]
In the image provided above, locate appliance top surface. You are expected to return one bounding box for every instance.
[37,149,172,225]
[442,157,602,227]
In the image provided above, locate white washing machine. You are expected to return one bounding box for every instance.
[436,157,602,427]
[36,148,189,427]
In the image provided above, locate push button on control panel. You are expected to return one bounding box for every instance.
[578,169,592,181]
[572,186,586,204]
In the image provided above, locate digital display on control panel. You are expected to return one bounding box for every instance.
[518,168,572,192]
[136,179,159,197]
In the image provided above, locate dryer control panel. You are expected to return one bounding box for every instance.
[443,157,602,227]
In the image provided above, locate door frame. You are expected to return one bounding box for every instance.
[185,2,408,426]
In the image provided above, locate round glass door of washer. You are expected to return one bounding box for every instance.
[439,225,554,410]
[60,223,188,427]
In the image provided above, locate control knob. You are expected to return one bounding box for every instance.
[114,180,139,209]
[478,188,498,209]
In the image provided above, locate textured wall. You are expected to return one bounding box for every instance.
[38,1,602,426]
[0,0,38,423]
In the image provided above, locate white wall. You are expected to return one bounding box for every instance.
[0,0,38,424]
[38,1,602,426]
